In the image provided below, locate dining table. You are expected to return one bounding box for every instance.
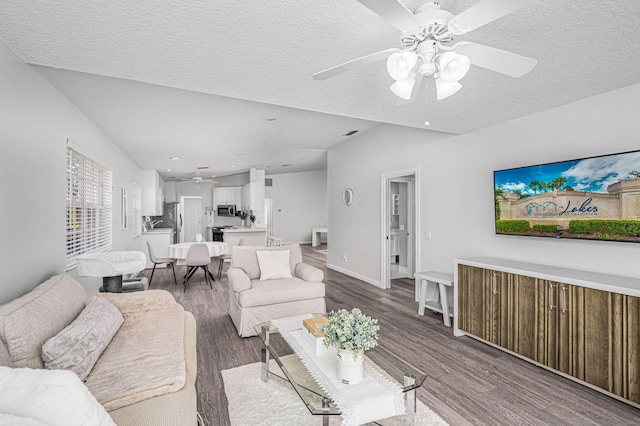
[168,241,229,282]
[168,241,229,261]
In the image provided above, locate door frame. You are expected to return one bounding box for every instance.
[380,166,420,289]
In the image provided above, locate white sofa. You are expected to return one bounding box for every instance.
[227,244,326,337]
[0,274,197,425]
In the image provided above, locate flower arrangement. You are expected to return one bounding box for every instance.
[321,308,379,356]
[249,214,256,225]
[238,211,248,221]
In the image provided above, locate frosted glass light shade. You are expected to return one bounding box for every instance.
[435,78,462,100]
[438,52,470,82]
[386,52,418,81]
[390,74,416,100]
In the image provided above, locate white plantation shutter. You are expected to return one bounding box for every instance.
[66,146,113,270]
[132,181,142,238]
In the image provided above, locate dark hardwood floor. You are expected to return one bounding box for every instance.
[140,245,640,425]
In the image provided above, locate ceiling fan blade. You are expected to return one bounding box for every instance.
[396,72,424,105]
[313,48,402,80]
[357,0,423,32]
[456,42,537,78]
[449,0,536,34]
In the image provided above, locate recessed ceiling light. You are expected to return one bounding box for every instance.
[424,121,430,126]
[211,175,216,178]
[166,168,172,172]
[343,130,359,136]
[266,118,276,122]
[231,165,237,168]
[169,156,181,160]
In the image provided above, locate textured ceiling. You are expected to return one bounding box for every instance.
[1,0,640,176]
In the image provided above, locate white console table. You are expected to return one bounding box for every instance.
[311,227,328,247]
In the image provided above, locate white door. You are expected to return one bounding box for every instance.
[180,196,203,242]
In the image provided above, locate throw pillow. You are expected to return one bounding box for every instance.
[0,366,116,426]
[42,296,123,381]
[256,249,293,281]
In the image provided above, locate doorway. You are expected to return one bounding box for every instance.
[380,167,420,290]
[180,196,203,243]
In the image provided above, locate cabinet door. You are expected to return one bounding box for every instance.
[485,269,509,347]
[509,275,546,363]
[458,265,487,339]
[626,294,640,403]
[389,233,399,256]
[458,265,504,342]
[557,287,640,404]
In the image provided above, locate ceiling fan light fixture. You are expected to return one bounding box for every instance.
[435,78,462,100]
[418,62,437,77]
[389,73,417,100]
[386,51,418,81]
[438,52,470,82]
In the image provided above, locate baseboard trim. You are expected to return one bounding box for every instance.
[326,264,382,288]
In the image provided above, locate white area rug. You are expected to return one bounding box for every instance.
[221,362,448,426]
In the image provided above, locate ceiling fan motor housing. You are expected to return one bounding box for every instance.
[412,2,455,42]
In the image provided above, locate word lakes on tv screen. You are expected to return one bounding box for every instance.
[494,150,640,243]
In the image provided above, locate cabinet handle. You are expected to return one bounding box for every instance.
[561,287,567,314]
[492,272,498,295]
[549,284,555,310]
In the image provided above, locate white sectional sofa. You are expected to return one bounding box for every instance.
[0,274,197,425]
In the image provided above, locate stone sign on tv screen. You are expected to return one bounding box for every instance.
[494,150,640,242]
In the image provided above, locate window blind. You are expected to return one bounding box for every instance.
[66,147,113,270]
[132,181,142,238]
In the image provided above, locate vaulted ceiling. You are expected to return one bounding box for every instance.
[1,0,639,178]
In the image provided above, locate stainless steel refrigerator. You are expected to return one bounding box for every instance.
[153,202,182,243]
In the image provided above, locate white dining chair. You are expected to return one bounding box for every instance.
[183,243,213,292]
[216,238,244,280]
[146,241,177,286]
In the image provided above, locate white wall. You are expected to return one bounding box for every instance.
[265,170,328,244]
[328,83,640,285]
[0,41,143,304]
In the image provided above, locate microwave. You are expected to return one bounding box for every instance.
[217,205,236,216]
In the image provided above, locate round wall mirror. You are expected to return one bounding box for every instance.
[343,188,354,206]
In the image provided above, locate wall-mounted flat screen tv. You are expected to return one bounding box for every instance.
[494,149,640,243]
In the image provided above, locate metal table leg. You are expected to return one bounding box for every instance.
[261,324,270,383]
[404,374,416,425]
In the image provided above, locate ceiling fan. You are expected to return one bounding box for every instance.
[313,0,538,101]
[179,167,218,184]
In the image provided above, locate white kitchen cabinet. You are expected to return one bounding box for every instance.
[164,180,177,203]
[141,170,164,216]
[213,187,242,208]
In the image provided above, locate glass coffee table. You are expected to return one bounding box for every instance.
[255,315,427,426]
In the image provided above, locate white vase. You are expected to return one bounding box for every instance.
[336,349,364,385]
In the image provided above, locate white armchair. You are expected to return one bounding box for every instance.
[227,244,325,337]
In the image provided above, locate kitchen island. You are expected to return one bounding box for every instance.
[141,228,174,268]
[222,227,267,247]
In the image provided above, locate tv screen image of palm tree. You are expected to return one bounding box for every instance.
[494,150,640,242]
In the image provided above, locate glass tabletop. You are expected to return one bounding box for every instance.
[254,315,427,417]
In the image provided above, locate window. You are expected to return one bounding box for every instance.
[66,146,112,270]
[132,181,142,238]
